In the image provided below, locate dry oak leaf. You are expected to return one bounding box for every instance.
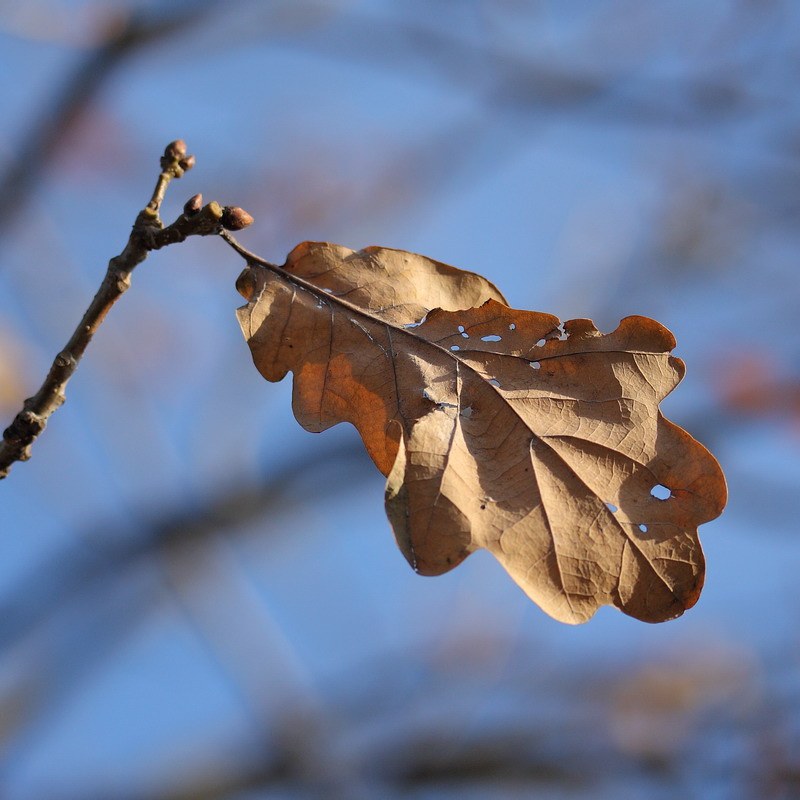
[236,241,727,624]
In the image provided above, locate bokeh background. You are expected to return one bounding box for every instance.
[1,1,799,798]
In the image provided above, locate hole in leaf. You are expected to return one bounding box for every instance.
[531,361,541,370]
[488,379,501,388]
[458,325,470,338]
[323,288,333,294]
[480,504,486,510]
[509,323,516,330]
[536,338,546,347]
[404,312,428,329]
[651,484,671,500]
[605,502,618,513]
[460,406,473,418]
[639,524,648,533]
[450,345,460,351]
[481,334,502,342]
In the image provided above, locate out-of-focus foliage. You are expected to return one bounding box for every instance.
[1,1,799,798]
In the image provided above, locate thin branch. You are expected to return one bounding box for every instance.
[0,140,252,479]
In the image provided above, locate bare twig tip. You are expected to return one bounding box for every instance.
[161,140,193,176]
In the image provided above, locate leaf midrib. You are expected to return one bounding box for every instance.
[228,236,681,604]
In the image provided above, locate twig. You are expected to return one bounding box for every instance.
[0,140,253,479]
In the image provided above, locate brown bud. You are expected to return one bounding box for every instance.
[178,154,195,172]
[184,193,203,216]
[221,206,254,231]
[164,140,187,160]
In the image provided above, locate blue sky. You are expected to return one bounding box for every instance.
[1,2,799,797]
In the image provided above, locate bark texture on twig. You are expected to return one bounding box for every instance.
[0,140,252,479]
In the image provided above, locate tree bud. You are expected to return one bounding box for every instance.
[184,194,203,216]
[164,140,187,160]
[221,206,254,231]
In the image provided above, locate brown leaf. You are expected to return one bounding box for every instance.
[236,242,727,624]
